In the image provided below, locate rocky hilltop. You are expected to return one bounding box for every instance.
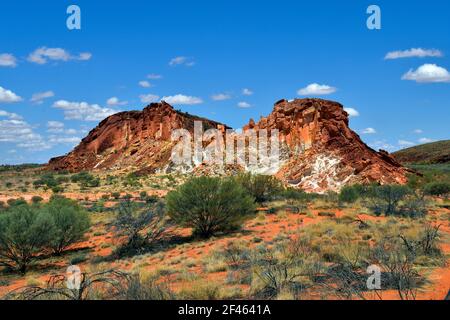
[48,98,410,192]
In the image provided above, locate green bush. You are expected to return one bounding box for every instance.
[234,173,283,203]
[423,182,450,197]
[7,198,27,207]
[366,184,411,216]
[31,196,44,204]
[112,200,169,257]
[339,185,365,204]
[71,172,100,188]
[166,176,256,238]
[42,196,90,255]
[0,204,54,274]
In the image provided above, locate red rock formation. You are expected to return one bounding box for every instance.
[48,101,228,173]
[243,98,409,192]
[48,99,410,192]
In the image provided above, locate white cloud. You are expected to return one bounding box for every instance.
[211,93,231,101]
[0,119,50,151]
[362,127,377,134]
[418,137,434,144]
[0,53,17,67]
[147,74,162,80]
[139,80,152,88]
[0,86,22,103]
[30,90,54,104]
[139,94,160,104]
[169,56,195,67]
[297,83,337,95]
[27,47,92,64]
[344,107,359,117]
[161,94,203,105]
[413,129,423,134]
[242,88,253,96]
[53,100,118,121]
[237,101,251,108]
[402,64,450,83]
[48,135,81,145]
[46,121,65,133]
[369,140,395,152]
[0,110,22,120]
[106,96,128,106]
[398,140,415,147]
[385,48,443,60]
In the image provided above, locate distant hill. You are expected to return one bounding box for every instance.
[393,140,450,164]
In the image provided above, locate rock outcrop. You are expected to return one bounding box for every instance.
[48,98,410,193]
[244,98,409,192]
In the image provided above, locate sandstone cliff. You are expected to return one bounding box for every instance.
[48,98,409,192]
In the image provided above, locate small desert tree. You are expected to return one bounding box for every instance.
[166,176,256,238]
[113,200,170,257]
[234,173,283,204]
[366,184,411,216]
[0,204,54,274]
[423,182,450,197]
[43,196,90,255]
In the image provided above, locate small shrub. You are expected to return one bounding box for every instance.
[166,177,256,238]
[423,182,450,197]
[234,173,283,203]
[31,196,44,204]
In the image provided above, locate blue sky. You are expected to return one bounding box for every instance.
[1,0,449,164]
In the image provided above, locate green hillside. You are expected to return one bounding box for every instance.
[393,140,450,164]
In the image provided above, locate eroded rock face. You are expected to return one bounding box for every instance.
[48,101,228,173]
[245,98,409,192]
[48,99,409,193]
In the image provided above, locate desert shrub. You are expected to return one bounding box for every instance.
[69,253,88,265]
[234,173,283,203]
[166,176,256,238]
[71,172,100,188]
[42,196,90,255]
[178,280,222,300]
[366,184,411,216]
[51,185,64,194]
[0,204,54,274]
[7,198,27,207]
[112,200,170,257]
[281,188,310,213]
[33,173,59,189]
[139,191,148,201]
[101,194,110,200]
[423,182,450,197]
[338,184,365,204]
[111,192,121,200]
[397,195,428,218]
[118,273,174,300]
[5,182,13,188]
[31,196,44,204]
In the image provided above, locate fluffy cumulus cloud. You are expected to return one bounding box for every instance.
[242,88,253,96]
[0,53,17,67]
[344,107,359,117]
[0,86,22,103]
[402,64,450,83]
[147,74,162,80]
[106,97,128,106]
[297,83,337,95]
[398,140,415,147]
[161,94,203,105]
[27,47,92,64]
[30,90,55,104]
[211,93,231,101]
[0,110,22,120]
[46,121,65,133]
[237,101,251,108]
[139,94,160,104]
[361,127,376,134]
[369,140,395,152]
[169,56,195,67]
[53,100,118,121]
[139,80,152,88]
[385,48,443,60]
[418,137,434,144]
[0,118,50,151]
